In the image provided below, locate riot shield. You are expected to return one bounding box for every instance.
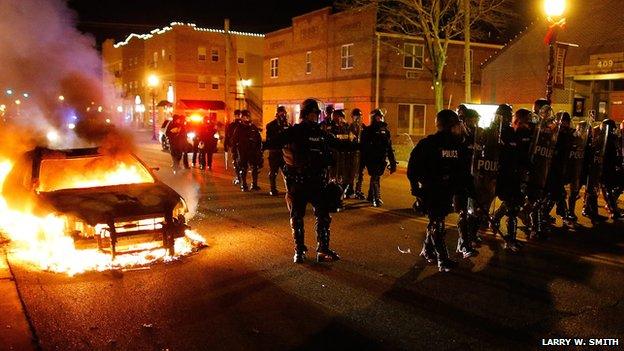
[586,123,609,191]
[471,124,501,211]
[566,117,592,192]
[329,134,355,185]
[528,107,561,191]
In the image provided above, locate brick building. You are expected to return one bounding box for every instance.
[481,0,624,121]
[102,22,264,126]
[262,7,501,138]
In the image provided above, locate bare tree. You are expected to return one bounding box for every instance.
[338,0,513,112]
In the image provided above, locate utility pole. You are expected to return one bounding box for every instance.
[464,0,472,103]
[224,19,231,123]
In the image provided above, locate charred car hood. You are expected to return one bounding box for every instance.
[38,182,182,226]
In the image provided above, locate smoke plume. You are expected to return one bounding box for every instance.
[0,0,127,158]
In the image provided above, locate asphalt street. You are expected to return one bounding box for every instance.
[5,133,624,351]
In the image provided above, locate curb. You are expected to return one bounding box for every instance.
[0,247,38,351]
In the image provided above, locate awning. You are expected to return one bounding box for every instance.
[177,99,225,110]
[157,100,173,107]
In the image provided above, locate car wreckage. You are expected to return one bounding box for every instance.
[2,147,189,258]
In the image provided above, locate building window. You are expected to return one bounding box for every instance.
[341,44,354,69]
[270,58,279,78]
[397,104,426,136]
[305,51,312,74]
[161,49,166,59]
[153,52,158,68]
[404,43,424,69]
[211,77,219,90]
[238,56,245,64]
[198,75,206,90]
[211,48,219,62]
[198,47,206,61]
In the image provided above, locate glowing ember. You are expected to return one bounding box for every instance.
[0,160,206,276]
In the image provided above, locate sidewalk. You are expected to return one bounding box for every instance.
[0,247,37,351]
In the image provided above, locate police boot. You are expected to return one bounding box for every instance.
[431,221,457,272]
[269,172,278,196]
[291,220,308,263]
[251,168,260,191]
[503,217,521,252]
[316,220,340,262]
[420,229,437,264]
[371,177,383,207]
[566,193,579,223]
[239,169,249,192]
[489,203,506,237]
[456,213,478,259]
[355,175,365,200]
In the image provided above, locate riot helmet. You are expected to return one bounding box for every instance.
[457,104,468,118]
[370,108,386,124]
[276,105,288,122]
[602,118,617,134]
[351,108,362,120]
[496,104,513,126]
[436,109,461,133]
[301,98,323,123]
[233,109,242,120]
[512,108,532,130]
[463,108,480,129]
[241,109,251,123]
[533,98,551,114]
[556,111,571,128]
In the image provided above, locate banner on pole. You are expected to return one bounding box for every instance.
[554,43,569,89]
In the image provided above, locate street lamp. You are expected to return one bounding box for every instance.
[147,74,160,141]
[544,0,567,103]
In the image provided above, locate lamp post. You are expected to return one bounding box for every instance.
[147,74,160,141]
[544,0,567,104]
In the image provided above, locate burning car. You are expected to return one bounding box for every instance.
[2,147,190,259]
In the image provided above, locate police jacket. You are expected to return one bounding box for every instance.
[602,133,622,185]
[224,119,242,152]
[496,126,532,192]
[232,121,263,161]
[408,131,472,198]
[166,120,191,152]
[198,122,218,149]
[360,121,396,166]
[349,121,365,144]
[264,118,290,151]
[281,120,333,177]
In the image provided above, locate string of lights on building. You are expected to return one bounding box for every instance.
[113,22,265,48]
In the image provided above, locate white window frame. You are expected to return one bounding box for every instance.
[341,44,354,70]
[305,51,312,74]
[198,75,207,90]
[198,46,206,61]
[397,103,427,136]
[270,57,279,78]
[403,43,424,70]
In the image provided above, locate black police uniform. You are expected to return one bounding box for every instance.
[282,116,339,263]
[361,120,397,206]
[349,119,367,198]
[601,124,622,218]
[232,121,263,191]
[408,115,472,271]
[543,124,573,220]
[491,124,532,249]
[165,117,191,170]
[225,118,243,182]
[265,117,290,195]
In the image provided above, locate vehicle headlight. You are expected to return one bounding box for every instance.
[173,198,188,219]
[187,132,196,140]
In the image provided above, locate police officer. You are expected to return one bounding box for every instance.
[360,109,397,207]
[197,116,218,171]
[408,110,472,272]
[231,110,263,192]
[265,106,290,196]
[348,108,367,199]
[490,108,533,252]
[319,105,334,132]
[600,119,622,219]
[327,109,351,207]
[165,114,191,171]
[543,112,573,224]
[225,109,243,184]
[281,99,339,263]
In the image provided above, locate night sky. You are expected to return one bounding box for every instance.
[68,0,533,47]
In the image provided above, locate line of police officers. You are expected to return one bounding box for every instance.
[221,97,623,271]
[223,100,396,263]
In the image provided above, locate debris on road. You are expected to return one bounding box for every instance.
[397,246,411,254]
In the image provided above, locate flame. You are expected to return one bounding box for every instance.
[0,160,206,276]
